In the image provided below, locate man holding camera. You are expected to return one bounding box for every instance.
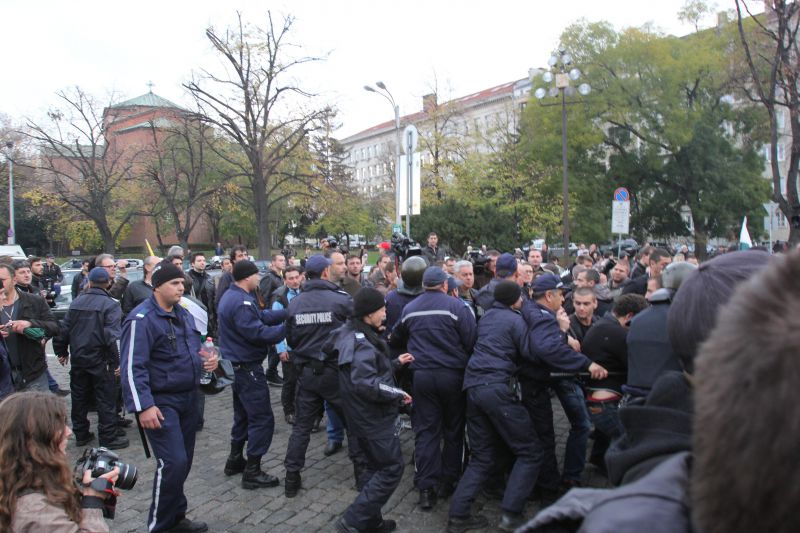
[121,260,218,533]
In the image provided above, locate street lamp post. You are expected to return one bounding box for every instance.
[4,141,13,245]
[364,82,402,229]
[534,48,591,262]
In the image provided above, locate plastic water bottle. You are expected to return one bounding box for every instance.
[199,337,218,385]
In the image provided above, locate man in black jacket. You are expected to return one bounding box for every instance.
[422,232,446,266]
[54,267,129,450]
[257,253,285,386]
[328,288,413,533]
[187,252,216,336]
[121,256,159,318]
[0,264,60,392]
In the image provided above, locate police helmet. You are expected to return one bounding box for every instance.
[401,256,427,290]
[661,261,698,291]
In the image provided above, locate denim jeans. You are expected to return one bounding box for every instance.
[551,379,591,482]
[326,400,344,443]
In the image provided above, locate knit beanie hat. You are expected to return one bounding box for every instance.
[353,287,386,318]
[151,260,185,288]
[233,260,260,281]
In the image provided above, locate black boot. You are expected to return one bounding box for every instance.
[224,441,246,476]
[285,470,302,498]
[241,455,280,490]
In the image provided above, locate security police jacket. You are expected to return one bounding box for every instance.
[53,287,122,370]
[389,290,477,371]
[120,295,203,413]
[519,301,592,381]
[217,284,286,364]
[286,279,352,365]
[463,303,532,389]
[325,319,406,438]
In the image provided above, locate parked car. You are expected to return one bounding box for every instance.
[254,260,271,274]
[600,239,640,257]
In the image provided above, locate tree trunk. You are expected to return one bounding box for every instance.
[253,172,270,260]
[693,222,708,262]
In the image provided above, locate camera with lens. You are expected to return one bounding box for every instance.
[74,447,137,518]
[467,250,489,277]
[391,232,421,260]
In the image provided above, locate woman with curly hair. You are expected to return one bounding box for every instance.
[0,391,118,532]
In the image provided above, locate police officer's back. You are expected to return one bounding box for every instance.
[389,266,477,510]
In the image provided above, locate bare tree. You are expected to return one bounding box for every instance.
[185,12,330,259]
[23,88,138,253]
[735,0,800,244]
[141,117,226,250]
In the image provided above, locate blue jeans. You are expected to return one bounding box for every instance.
[551,379,591,483]
[326,400,344,443]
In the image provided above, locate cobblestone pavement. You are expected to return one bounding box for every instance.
[48,358,608,533]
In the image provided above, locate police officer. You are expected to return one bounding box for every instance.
[328,288,413,533]
[519,274,607,502]
[121,261,218,533]
[53,267,128,450]
[283,254,363,498]
[390,266,477,511]
[217,260,287,489]
[447,281,542,533]
[384,256,426,336]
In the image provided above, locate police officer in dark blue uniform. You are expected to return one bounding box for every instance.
[447,281,542,533]
[53,267,128,450]
[519,274,607,502]
[217,260,287,489]
[121,261,218,533]
[328,288,414,533]
[390,266,477,511]
[283,254,362,498]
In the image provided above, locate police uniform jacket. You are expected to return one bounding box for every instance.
[217,284,286,364]
[463,302,532,389]
[384,289,417,335]
[53,287,121,370]
[286,279,353,365]
[121,295,203,413]
[326,319,405,438]
[519,301,591,381]
[390,290,477,371]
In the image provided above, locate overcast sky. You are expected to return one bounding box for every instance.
[3,0,708,138]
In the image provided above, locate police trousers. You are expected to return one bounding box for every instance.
[450,383,542,517]
[231,363,275,457]
[284,364,364,473]
[411,368,466,490]
[343,434,404,530]
[144,390,198,533]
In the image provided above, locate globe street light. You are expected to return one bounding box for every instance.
[364,83,402,227]
[534,48,591,261]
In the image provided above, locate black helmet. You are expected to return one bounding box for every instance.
[400,256,427,294]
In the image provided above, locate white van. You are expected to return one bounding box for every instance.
[0,245,26,260]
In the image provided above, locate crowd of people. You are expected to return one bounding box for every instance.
[0,233,797,532]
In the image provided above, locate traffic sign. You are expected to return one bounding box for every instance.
[613,187,630,202]
[392,224,402,235]
[611,200,630,234]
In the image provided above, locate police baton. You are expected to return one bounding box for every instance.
[134,413,152,459]
[549,371,626,379]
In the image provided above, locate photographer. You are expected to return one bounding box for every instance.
[0,391,119,532]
